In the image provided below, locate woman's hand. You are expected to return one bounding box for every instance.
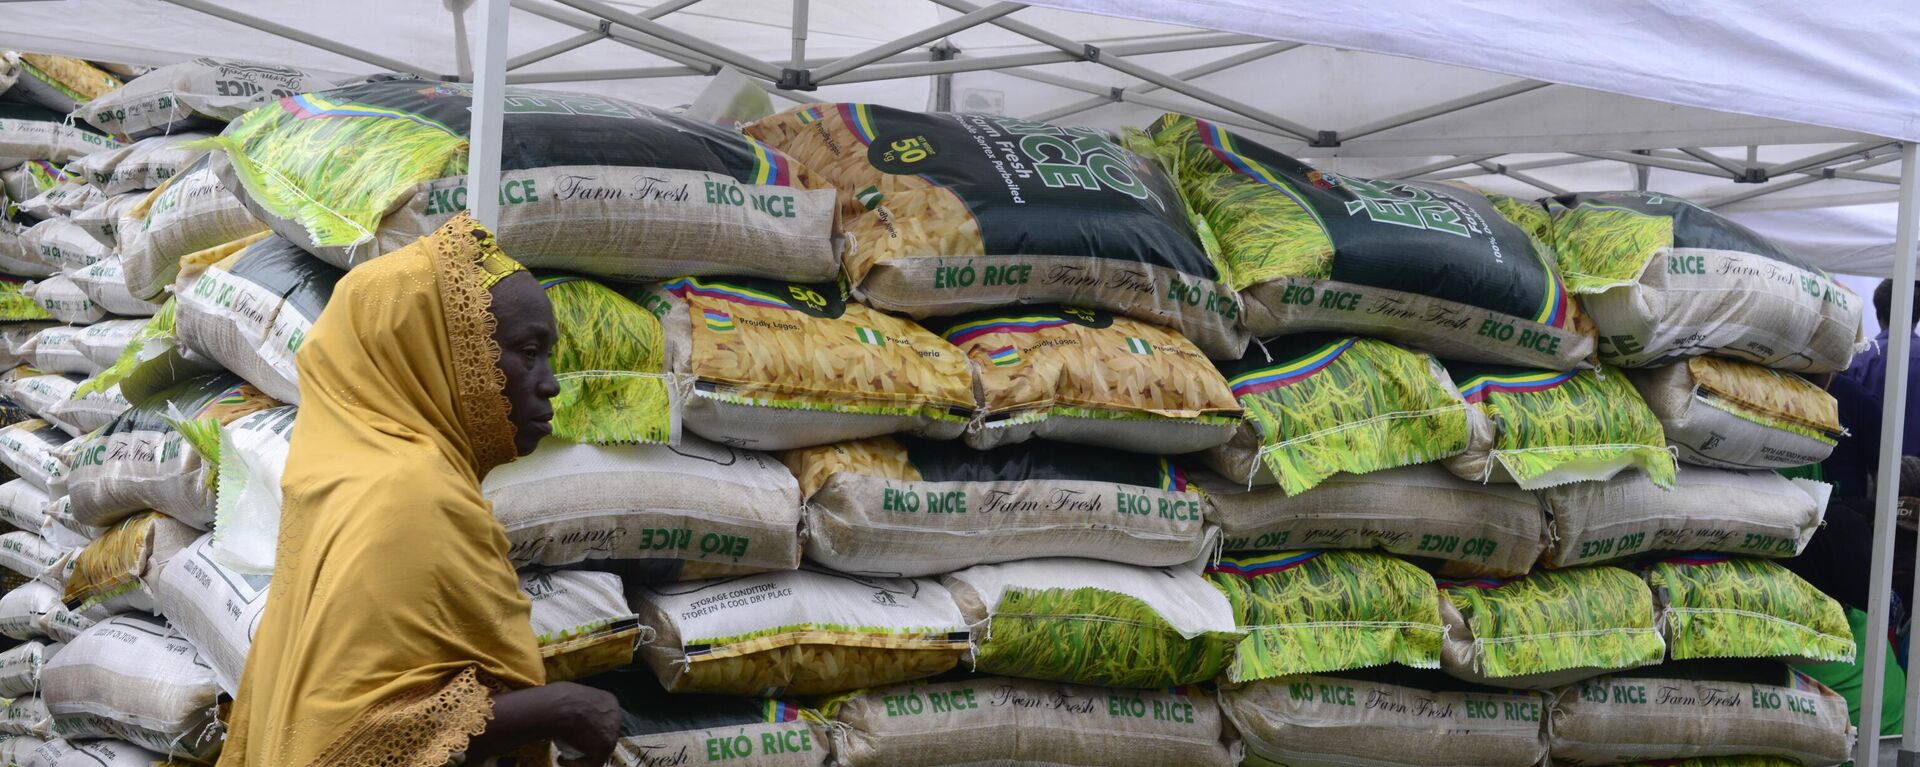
[469,681,623,765]
[551,682,622,767]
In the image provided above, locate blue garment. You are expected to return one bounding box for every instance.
[1828,332,1920,498]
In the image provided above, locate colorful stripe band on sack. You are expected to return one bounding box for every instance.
[664,277,793,311]
[280,93,460,135]
[838,103,881,146]
[1206,551,1323,578]
[1455,369,1578,403]
[746,138,792,186]
[763,699,802,723]
[702,309,736,332]
[939,315,1075,345]
[1227,338,1355,398]
[1156,458,1188,492]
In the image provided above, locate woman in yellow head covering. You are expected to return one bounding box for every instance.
[217,213,619,767]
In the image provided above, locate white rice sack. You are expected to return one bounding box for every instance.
[1547,662,1854,766]
[944,558,1242,689]
[67,258,160,318]
[1541,468,1829,568]
[0,420,72,493]
[19,328,93,376]
[81,58,334,138]
[65,194,142,248]
[1223,669,1549,767]
[483,435,801,578]
[119,156,265,302]
[0,581,84,642]
[51,739,165,767]
[49,385,129,438]
[70,320,146,372]
[634,569,969,696]
[207,405,294,575]
[0,734,45,767]
[0,640,54,698]
[41,498,102,549]
[20,276,102,326]
[68,374,274,530]
[175,236,342,403]
[40,612,223,760]
[0,220,57,279]
[5,374,83,434]
[0,323,55,368]
[830,676,1237,767]
[38,513,89,551]
[0,478,52,532]
[65,135,211,197]
[0,531,70,582]
[151,533,266,697]
[597,687,826,767]
[23,735,67,767]
[0,112,117,167]
[14,185,102,222]
[1196,463,1548,578]
[781,436,1214,578]
[0,697,51,737]
[521,568,644,683]
[19,221,107,273]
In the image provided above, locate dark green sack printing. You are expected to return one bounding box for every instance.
[211,80,839,283]
[176,235,343,405]
[582,675,828,767]
[1132,114,1591,369]
[1545,191,1862,371]
[748,104,1247,359]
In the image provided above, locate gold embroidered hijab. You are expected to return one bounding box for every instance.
[218,214,541,767]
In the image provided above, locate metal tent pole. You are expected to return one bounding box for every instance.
[1863,141,1917,767]
[467,0,511,230]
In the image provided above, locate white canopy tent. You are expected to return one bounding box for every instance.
[3,0,1918,761]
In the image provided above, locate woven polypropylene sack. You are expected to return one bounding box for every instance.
[1195,463,1547,578]
[0,479,52,533]
[0,531,68,584]
[1438,566,1666,689]
[1541,468,1828,568]
[0,219,58,278]
[17,184,103,222]
[67,374,276,530]
[1549,661,1854,766]
[66,194,143,248]
[1224,668,1549,767]
[1548,191,1862,372]
[67,257,161,318]
[207,405,294,575]
[1135,114,1592,369]
[0,641,53,698]
[521,568,644,683]
[633,569,968,696]
[151,533,265,696]
[62,512,196,621]
[539,275,675,445]
[651,277,974,451]
[829,676,1236,767]
[49,739,167,767]
[1208,551,1444,682]
[585,681,827,767]
[175,236,341,404]
[1203,335,1470,495]
[483,435,800,578]
[2,54,121,114]
[70,320,145,373]
[6,374,85,434]
[923,306,1241,452]
[48,384,128,439]
[781,435,1212,577]
[944,558,1241,689]
[212,81,839,282]
[0,110,119,167]
[1443,362,1677,490]
[1630,357,1840,470]
[0,420,72,493]
[0,696,52,738]
[80,58,335,138]
[21,274,104,325]
[0,581,88,643]
[65,135,210,197]
[20,328,91,378]
[1648,556,1854,664]
[747,104,1246,359]
[119,156,266,302]
[40,612,220,759]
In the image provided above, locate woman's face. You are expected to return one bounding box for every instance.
[488,272,560,456]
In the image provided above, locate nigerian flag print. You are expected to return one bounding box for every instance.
[855,327,887,346]
[1126,337,1154,355]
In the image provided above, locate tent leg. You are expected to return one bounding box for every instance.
[1894,141,1920,763]
[467,0,511,230]
[1865,141,1919,767]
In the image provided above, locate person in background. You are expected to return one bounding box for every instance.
[1826,279,1920,499]
[216,214,620,767]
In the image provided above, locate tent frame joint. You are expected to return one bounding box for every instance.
[1310,130,1341,148]
[1738,167,1771,184]
[1081,44,1101,62]
[779,67,816,91]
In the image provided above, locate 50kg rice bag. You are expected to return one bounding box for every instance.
[40,612,222,760]
[1630,357,1839,469]
[120,156,267,301]
[1204,335,1470,494]
[1444,362,1677,489]
[924,306,1240,452]
[826,676,1235,767]
[483,435,800,578]
[6,374,85,433]
[71,320,145,371]
[151,534,265,696]
[779,435,1212,577]
[50,384,129,438]
[1223,668,1549,767]
[1549,191,1862,371]
[586,681,827,767]
[1541,468,1828,568]
[62,512,197,620]
[1439,566,1665,689]
[1648,556,1853,664]
[633,569,969,696]
[0,478,52,532]
[0,641,55,698]
[522,568,644,683]
[1136,115,1592,369]
[17,183,104,222]
[23,221,107,274]
[651,276,973,451]
[207,405,294,575]
[47,738,168,767]
[66,135,210,196]
[1196,463,1547,577]
[0,274,53,323]
[0,696,51,737]
[213,80,839,281]
[81,58,335,138]
[944,558,1241,688]
[21,274,103,325]
[2,54,121,114]
[748,104,1246,359]
[0,581,86,642]
[68,257,161,318]
[67,194,142,247]
[541,276,675,444]
[1551,662,1853,767]
[21,327,92,377]
[0,420,72,492]
[0,110,119,167]
[0,530,69,582]
[175,236,341,404]
[0,221,57,279]
[68,374,276,530]
[1208,551,1444,682]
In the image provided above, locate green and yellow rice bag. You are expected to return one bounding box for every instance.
[540,276,675,445]
[1630,356,1840,470]
[923,306,1242,452]
[3,53,122,114]
[67,374,277,530]
[943,558,1241,689]
[1224,667,1549,767]
[647,275,974,451]
[1132,114,1592,369]
[520,568,644,683]
[1207,550,1444,682]
[1438,566,1666,689]
[1550,661,1855,767]
[1647,556,1853,664]
[1442,361,1677,489]
[61,511,197,621]
[1204,334,1470,495]
[1547,191,1861,371]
